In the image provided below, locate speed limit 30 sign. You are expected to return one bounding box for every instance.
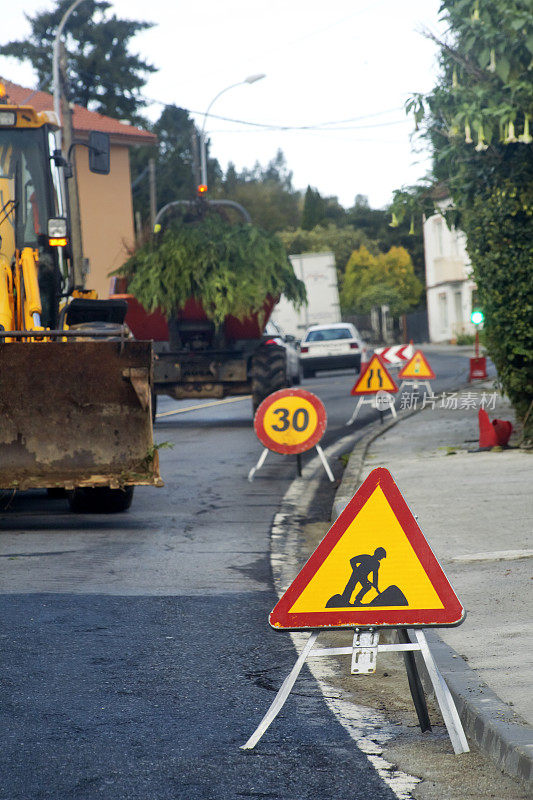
[254,389,327,455]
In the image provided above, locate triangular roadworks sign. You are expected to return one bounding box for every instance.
[351,354,398,396]
[270,468,464,630]
[398,350,436,380]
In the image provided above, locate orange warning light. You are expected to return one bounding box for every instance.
[197,184,208,195]
[48,237,68,247]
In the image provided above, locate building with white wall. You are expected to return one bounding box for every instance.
[423,211,477,342]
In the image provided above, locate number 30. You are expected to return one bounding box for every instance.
[271,407,309,432]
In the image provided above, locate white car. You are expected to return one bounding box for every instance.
[300,323,364,378]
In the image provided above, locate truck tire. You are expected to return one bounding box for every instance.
[67,486,134,513]
[250,345,288,412]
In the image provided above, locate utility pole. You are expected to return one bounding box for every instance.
[148,158,157,231]
[59,42,84,288]
[191,129,201,188]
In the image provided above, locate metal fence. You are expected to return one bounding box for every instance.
[344,307,429,345]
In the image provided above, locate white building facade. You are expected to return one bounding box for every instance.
[423,212,477,343]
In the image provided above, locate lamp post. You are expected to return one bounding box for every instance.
[52,0,87,155]
[199,73,265,190]
[52,0,87,217]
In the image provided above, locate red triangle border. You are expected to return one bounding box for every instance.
[351,354,399,395]
[398,350,436,380]
[270,468,465,630]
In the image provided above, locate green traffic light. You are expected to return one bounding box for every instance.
[470,310,484,325]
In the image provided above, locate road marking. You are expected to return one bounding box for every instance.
[156,395,250,418]
[450,549,533,563]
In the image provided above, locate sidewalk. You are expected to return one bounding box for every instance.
[334,381,533,789]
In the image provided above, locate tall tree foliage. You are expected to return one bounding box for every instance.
[301,186,326,230]
[340,246,423,316]
[392,0,533,434]
[217,150,300,232]
[346,196,425,284]
[130,105,217,228]
[1,0,156,123]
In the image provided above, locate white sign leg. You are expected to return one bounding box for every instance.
[241,632,319,750]
[346,396,365,426]
[315,445,335,482]
[248,448,269,482]
[414,630,469,754]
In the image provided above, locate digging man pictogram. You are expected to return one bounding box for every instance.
[326,546,408,608]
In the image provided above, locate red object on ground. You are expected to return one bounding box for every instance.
[478,410,513,448]
[478,409,498,448]
[492,419,513,446]
[469,356,487,381]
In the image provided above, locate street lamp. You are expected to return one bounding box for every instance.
[52,0,88,213]
[199,73,266,190]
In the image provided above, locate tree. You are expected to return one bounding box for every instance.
[301,186,325,230]
[346,200,425,285]
[392,0,533,435]
[217,150,300,232]
[340,246,423,316]
[131,105,212,228]
[1,0,156,123]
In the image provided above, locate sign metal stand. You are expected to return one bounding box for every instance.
[398,378,434,395]
[347,355,399,426]
[346,394,397,426]
[398,351,436,396]
[248,444,334,483]
[241,627,469,755]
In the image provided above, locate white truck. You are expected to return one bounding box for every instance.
[271,251,341,339]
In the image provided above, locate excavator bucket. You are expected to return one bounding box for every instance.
[0,339,163,491]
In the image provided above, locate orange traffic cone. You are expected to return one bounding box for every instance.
[359,345,370,375]
[478,409,498,448]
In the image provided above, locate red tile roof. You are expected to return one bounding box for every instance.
[1,79,157,146]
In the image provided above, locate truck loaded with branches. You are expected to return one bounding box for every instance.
[111,202,306,415]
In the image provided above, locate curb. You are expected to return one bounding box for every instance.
[332,405,533,792]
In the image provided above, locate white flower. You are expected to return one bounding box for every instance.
[518,115,532,144]
[504,121,517,143]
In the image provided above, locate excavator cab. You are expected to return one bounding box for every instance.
[0,89,161,512]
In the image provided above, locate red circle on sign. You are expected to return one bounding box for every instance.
[254,389,327,455]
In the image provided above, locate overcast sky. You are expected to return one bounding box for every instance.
[0,1,445,209]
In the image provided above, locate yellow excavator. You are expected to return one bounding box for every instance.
[0,85,161,512]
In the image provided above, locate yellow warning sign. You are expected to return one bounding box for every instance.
[351,355,398,395]
[269,467,464,629]
[398,350,436,380]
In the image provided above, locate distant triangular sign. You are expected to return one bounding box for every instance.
[398,350,436,380]
[270,468,465,630]
[351,355,398,396]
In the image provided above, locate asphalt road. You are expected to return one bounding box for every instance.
[0,350,471,800]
